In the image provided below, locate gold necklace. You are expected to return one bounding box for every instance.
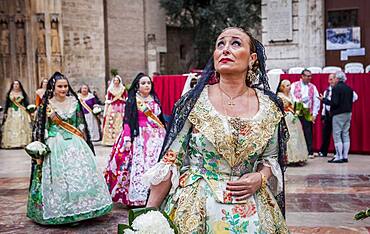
[218,83,248,107]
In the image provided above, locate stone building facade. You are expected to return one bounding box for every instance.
[0,0,167,103]
[262,0,325,70]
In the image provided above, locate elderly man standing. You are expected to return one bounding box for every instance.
[320,71,356,163]
[319,73,336,157]
[291,69,320,158]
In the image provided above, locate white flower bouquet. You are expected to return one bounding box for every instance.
[25,141,50,160]
[118,208,178,234]
[27,104,37,113]
[92,105,103,115]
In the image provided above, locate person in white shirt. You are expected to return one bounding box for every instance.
[290,69,320,158]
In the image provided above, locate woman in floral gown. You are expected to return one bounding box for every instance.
[78,84,102,142]
[101,75,127,145]
[144,28,290,233]
[1,80,32,148]
[277,79,308,164]
[27,72,112,225]
[105,73,166,206]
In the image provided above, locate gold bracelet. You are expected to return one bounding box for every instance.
[258,171,267,190]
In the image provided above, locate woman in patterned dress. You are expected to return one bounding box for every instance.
[143,27,290,233]
[1,80,32,148]
[101,75,127,145]
[27,72,112,225]
[105,73,166,206]
[277,79,308,165]
[78,84,102,142]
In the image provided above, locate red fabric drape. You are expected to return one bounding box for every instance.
[280,73,370,154]
[152,75,188,116]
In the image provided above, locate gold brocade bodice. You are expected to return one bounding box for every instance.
[188,86,282,168]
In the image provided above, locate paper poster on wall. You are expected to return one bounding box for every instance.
[346,48,365,56]
[326,27,361,50]
[340,50,348,61]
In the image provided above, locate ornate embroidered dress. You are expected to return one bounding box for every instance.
[105,98,166,206]
[1,92,32,148]
[144,86,289,233]
[27,96,112,225]
[102,87,126,145]
[278,92,308,164]
[78,93,102,142]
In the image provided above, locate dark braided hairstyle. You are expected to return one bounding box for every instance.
[32,72,95,154]
[159,27,289,215]
[124,72,165,142]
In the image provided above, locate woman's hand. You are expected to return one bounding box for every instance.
[226,172,262,201]
[124,141,132,151]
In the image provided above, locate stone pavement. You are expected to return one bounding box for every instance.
[0,145,369,233]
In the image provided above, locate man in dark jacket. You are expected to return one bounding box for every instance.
[319,71,356,163]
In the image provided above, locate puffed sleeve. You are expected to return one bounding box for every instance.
[254,124,283,196]
[143,119,192,194]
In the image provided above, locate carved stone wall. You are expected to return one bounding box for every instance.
[0,0,33,104]
[62,0,106,98]
[262,0,325,70]
[0,0,167,105]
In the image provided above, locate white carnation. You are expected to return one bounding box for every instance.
[93,106,102,115]
[129,211,174,234]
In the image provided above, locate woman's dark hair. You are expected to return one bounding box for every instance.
[32,72,94,154]
[39,79,48,88]
[4,80,30,114]
[78,83,91,93]
[124,72,165,142]
[276,79,284,94]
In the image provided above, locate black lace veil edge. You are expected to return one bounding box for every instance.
[158,41,289,214]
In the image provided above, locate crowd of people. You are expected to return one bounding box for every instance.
[275,68,357,165]
[0,27,358,232]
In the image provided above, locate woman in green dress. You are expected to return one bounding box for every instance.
[144,27,290,233]
[27,72,112,225]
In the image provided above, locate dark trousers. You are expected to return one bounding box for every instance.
[300,117,313,155]
[320,113,332,156]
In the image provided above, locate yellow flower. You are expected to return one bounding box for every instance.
[212,221,230,234]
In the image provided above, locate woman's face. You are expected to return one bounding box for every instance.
[81,85,89,95]
[138,76,152,96]
[54,79,69,98]
[213,28,257,76]
[281,80,291,93]
[113,77,120,86]
[13,81,20,91]
[42,79,48,89]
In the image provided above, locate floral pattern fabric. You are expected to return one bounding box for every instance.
[105,100,166,206]
[144,86,289,233]
[27,96,112,225]
[278,93,308,164]
[102,89,126,145]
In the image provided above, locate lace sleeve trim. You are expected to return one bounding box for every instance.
[143,161,180,195]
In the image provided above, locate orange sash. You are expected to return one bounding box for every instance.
[79,97,94,114]
[47,106,85,140]
[136,98,165,129]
